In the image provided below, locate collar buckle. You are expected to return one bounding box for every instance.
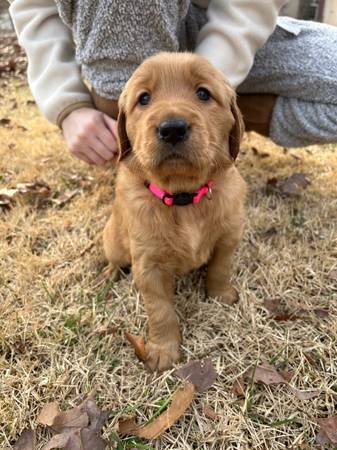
[172,192,196,206]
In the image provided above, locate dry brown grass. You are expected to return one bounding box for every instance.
[1,81,337,450]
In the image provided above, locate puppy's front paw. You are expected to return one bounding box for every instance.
[207,284,239,305]
[145,340,181,372]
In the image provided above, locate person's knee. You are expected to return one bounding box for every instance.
[270,97,337,148]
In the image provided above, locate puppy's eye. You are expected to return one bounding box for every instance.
[138,92,151,106]
[196,87,211,102]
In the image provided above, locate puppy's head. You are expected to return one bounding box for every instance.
[117,52,243,189]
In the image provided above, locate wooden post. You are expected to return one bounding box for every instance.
[323,0,337,26]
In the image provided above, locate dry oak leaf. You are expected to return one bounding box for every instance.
[88,325,116,339]
[245,363,288,385]
[42,429,106,450]
[118,383,195,440]
[51,189,80,207]
[267,173,310,196]
[124,332,147,362]
[37,394,108,450]
[263,299,329,321]
[316,416,337,445]
[37,402,60,427]
[15,181,50,195]
[118,415,138,436]
[0,181,51,209]
[231,376,246,398]
[290,388,320,401]
[83,397,109,433]
[37,402,88,433]
[203,404,218,421]
[13,428,35,450]
[175,358,217,393]
[134,382,195,439]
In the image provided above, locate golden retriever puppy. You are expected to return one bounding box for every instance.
[103,52,246,372]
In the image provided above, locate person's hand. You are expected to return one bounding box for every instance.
[61,107,118,165]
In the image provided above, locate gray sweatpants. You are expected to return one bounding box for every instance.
[237,17,337,147]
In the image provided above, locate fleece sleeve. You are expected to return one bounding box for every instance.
[8,0,94,126]
[195,0,288,88]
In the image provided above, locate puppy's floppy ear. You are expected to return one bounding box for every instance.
[116,98,131,161]
[229,95,245,161]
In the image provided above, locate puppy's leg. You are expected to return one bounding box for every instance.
[133,260,181,372]
[206,237,240,305]
[103,208,131,281]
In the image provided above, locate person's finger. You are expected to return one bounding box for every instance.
[91,135,117,161]
[86,147,107,166]
[96,125,118,156]
[102,113,118,139]
[71,149,94,165]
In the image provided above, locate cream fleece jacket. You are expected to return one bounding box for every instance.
[8,0,287,126]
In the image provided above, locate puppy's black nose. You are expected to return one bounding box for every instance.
[158,118,189,145]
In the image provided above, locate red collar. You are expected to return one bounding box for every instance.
[144,180,213,206]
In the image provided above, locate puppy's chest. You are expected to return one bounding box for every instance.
[167,211,219,271]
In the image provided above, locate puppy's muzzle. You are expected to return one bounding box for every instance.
[157,118,189,146]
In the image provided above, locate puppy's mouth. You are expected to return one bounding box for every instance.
[161,152,187,162]
[156,151,193,169]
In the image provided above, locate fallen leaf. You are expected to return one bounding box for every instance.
[42,432,73,450]
[52,189,80,207]
[0,117,11,126]
[263,300,329,321]
[134,382,195,439]
[310,308,329,319]
[290,153,303,161]
[13,428,35,450]
[80,428,106,450]
[175,358,217,393]
[43,430,104,450]
[0,193,13,210]
[0,181,51,209]
[48,406,88,433]
[88,325,116,339]
[124,332,147,362]
[118,415,138,436]
[291,387,320,401]
[67,174,94,188]
[245,363,287,385]
[250,146,270,158]
[266,173,310,196]
[316,416,337,445]
[84,398,108,433]
[263,298,281,315]
[37,402,60,427]
[278,369,294,382]
[329,270,337,281]
[38,394,108,450]
[315,429,331,446]
[16,181,50,195]
[231,376,246,398]
[203,404,218,420]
